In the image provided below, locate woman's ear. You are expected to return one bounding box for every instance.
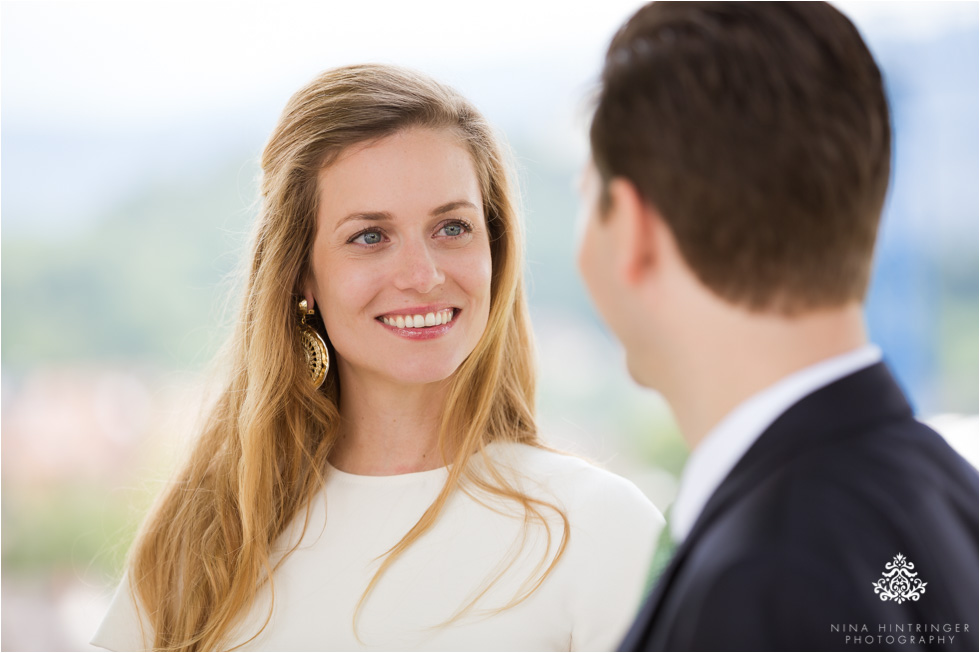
[606,177,657,286]
[300,275,316,312]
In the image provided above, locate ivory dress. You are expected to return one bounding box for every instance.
[92,441,662,651]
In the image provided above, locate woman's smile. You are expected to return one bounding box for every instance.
[377,305,461,339]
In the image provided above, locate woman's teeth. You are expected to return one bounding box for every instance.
[381,309,455,329]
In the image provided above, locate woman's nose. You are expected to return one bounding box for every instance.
[392,238,445,294]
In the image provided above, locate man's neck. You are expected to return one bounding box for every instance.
[662,303,868,451]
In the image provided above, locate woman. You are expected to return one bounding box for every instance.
[92,64,661,651]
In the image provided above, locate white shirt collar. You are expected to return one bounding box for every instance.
[670,344,883,542]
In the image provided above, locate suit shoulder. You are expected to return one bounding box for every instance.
[812,417,974,482]
[758,417,977,524]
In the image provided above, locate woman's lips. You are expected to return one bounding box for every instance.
[379,308,456,329]
[376,308,460,340]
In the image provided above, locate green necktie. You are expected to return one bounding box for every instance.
[644,510,677,594]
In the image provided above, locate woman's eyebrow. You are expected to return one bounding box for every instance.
[431,200,478,216]
[333,211,392,233]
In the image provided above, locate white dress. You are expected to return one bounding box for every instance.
[92,442,662,651]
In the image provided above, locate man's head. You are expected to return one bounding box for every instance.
[583,1,890,311]
[578,1,890,388]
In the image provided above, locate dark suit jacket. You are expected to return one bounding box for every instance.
[620,363,979,651]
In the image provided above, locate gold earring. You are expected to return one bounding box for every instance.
[297,299,329,389]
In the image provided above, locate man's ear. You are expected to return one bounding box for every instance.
[606,177,657,285]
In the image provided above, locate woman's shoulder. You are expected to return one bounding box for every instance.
[91,571,153,651]
[482,441,663,649]
[483,441,662,523]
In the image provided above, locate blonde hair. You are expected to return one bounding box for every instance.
[127,64,567,651]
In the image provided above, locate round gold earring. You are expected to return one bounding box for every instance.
[297,299,329,389]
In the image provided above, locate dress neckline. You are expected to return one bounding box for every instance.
[324,459,452,485]
[323,441,514,485]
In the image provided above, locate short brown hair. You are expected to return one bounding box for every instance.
[590,1,891,314]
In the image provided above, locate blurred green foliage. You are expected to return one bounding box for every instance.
[2,158,255,371]
[2,482,143,579]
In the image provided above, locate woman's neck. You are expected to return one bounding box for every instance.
[330,368,453,476]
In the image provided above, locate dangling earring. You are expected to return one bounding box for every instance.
[297,299,329,389]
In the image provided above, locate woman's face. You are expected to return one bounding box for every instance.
[305,127,492,389]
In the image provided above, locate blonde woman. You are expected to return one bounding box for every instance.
[92,64,661,652]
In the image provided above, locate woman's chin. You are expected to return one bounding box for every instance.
[387,365,461,387]
[343,360,464,388]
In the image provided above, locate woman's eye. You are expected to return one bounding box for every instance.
[351,230,384,245]
[438,221,471,238]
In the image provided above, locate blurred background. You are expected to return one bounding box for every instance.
[2,1,977,649]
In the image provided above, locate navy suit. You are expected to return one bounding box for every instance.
[620,363,979,651]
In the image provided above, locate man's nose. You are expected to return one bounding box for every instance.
[392,237,445,294]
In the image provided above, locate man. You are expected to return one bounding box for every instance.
[577,3,979,651]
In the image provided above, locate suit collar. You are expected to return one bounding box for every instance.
[620,362,913,651]
[671,345,882,542]
[690,361,912,540]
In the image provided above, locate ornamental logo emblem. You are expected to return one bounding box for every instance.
[872,553,927,604]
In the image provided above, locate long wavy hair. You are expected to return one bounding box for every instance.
[126,64,568,651]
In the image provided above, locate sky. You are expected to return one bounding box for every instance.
[2,1,640,127]
[2,1,977,236]
[3,1,975,127]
